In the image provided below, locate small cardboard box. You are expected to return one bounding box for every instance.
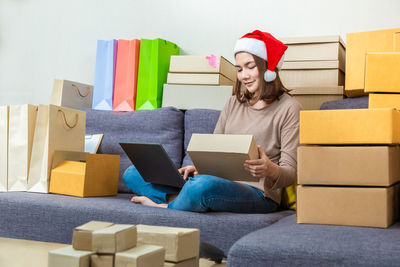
[72,221,114,251]
[0,106,8,192]
[164,257,199,267]
[291,86,343,110]
[280,69,344,87]
[278,35,345,62]
[162,84,233,110]
[345,28,400,97]
[297,184,400,228]
[136,224,200,262]
[365,52,400,93]
[49,151,120,197]
[187,134,259,182]
[298,146,400,186]
[169,56,237,82]
[115,245,165,267]
[369,93,400,109]
[167,73,235,86]
[91,254,114,267]
[92,224,137,253]
[300,108,400,144]
[48,245,94,267]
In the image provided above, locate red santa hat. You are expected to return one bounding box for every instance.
[233,30,288,82]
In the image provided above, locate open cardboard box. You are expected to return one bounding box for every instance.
[187,134,259,182]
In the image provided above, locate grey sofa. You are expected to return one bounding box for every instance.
[1,96,399,266]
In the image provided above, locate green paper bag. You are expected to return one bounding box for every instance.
[136,38,179,110]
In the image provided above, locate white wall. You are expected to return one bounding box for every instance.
[0,0,399,105]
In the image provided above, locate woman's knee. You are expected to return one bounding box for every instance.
[123,165,147,191]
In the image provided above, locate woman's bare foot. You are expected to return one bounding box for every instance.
[130,196,167,208]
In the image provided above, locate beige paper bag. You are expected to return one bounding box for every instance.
[28,105,85,193]
[0,106,9,192]
[7,104,37,191]
[51,79,93,109]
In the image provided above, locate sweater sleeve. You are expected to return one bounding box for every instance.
[270,100,302,190]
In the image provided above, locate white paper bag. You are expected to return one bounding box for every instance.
[28,105,85,193]
[7,105,37,191]
[0,106,9,192]
[50,79,93,109]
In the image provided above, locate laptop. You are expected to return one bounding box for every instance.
[119,142,186,188]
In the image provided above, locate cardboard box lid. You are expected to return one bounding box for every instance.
[290,86,344,95]
[279,35,345,47]
[75,221,114,232]
[93,224,137,253]
[93,224,136,235]
[49,245,94,257]
[281,60,344,72]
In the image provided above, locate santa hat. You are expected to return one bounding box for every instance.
[233,30,288,82]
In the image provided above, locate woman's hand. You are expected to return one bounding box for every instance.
[178,165,198,181]
[244,146,280,186]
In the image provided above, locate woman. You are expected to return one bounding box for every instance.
[123,30,302,213]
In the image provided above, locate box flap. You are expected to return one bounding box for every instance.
[52,150,88,170]
[279,35,345,47]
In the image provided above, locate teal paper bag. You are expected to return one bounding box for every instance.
[136,39,179,110]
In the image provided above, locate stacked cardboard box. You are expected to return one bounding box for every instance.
[48,221,200,267]
[297,109,400,228]
[278,36,345,110]
[162,55,236,110]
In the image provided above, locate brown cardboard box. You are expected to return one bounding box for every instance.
[298,146,400,186]
[279,35,345,62]
[72,221,114,251]
[48,245,94,267]
[187,134,259,182]
[281,60,345,73]
[92,224,137,254]
[167,73,234,86]
[91,254,114,267]
[280,69,344,87]
[136,225,200,262]
[345,28,400,97]
[300,108,400,144]
[164,257,199,267]
[291,86,343,110]
[297,184,400,228]
[365,52,400,93]
[49,151,120,197]
[169,56,237,82]
[369,93,400,109]
[115,245,165,267]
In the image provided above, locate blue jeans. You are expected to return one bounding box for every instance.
[123,165,278,213]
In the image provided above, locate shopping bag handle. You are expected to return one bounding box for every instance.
[72,84,91,98]
[58,109,79,129]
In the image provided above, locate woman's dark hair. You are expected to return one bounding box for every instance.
[234,53,291,104]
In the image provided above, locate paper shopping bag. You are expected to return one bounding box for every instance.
[92,40,118,110]
[28,105,85,193]
[0,106,9,192]
[51,79,94,109]
[8,105,37,191]
[113,39,140,111]
[136,38,179,110]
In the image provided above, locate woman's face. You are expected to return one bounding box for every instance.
[235,52,260,95]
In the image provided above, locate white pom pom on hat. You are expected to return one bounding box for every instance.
[233,30,288,82]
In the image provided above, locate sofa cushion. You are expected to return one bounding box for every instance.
[320,96,369,110]
[0,192,293,255]
[84,107,184,193]
[228,214,400,266]
[182,109,221,167]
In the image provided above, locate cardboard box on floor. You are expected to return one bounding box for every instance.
[48,245,94,267]
[167,73,235,86]
[291,86,343,110]
[187,134,259,182]
[365,52,400,93]
[162,84,233,110]
[92,224,137,254]
[91,254,114,267]
[278,35,345,62]
[164,257,199,267]
[297,184,400,228]
[169,56,237,82]
[115,245,165,267]
[73,221,114,251]
[49,151,120,197]
[369,93,400,109]
[300,108,400,144]
[298,146,400,186]
[345,28,400,97]
[136,224,200,262]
